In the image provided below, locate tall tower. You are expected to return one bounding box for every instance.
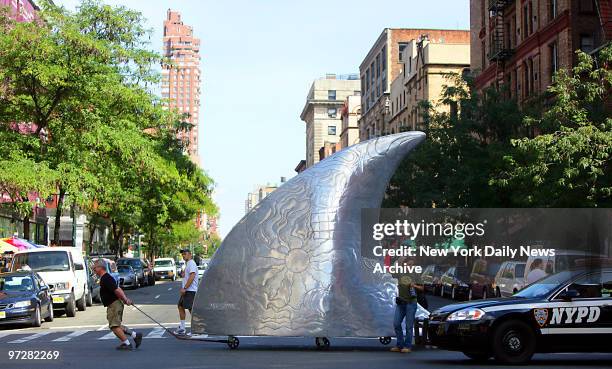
[162,9,201,164]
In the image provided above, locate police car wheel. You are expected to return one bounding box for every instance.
[462,351,491,361]
[379,336,392,345]
[492,320,536,364]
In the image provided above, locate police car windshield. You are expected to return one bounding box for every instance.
[514,270,579,298]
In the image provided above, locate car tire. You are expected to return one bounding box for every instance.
[463,351,491,362]
[76,291,86,311]
[492,320,536,364]
[44,304,54,322]
[496,287,501,297]
[66,294,77,317]
[86,290,93,307]
[32,304,42,327]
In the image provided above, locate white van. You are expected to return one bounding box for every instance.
[154,258,176,281]
[11,247,88,317]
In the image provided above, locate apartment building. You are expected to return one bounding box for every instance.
[162,9,202,164]
[359,28,472,141]
[470,0,610,100]
[245,178,286,214]
[388,35,470,133]
[1,0,39,22]
[340,95,361,148]
[300,74,360,168]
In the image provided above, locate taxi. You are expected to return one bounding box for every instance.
[427,267,612,364]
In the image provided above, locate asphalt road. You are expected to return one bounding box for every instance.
[0,282,611,369]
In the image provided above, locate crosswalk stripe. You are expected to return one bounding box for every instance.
[98,331,117,340]
[8,332,52,344]
[144,327,166,339]
[53,330,89,342]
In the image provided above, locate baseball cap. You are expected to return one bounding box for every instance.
[180,249,191,254]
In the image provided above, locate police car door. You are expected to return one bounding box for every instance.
[543,272,611,352]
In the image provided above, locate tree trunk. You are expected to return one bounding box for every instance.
[87,221,97,255]
[52,187,65,246]
[118,227,124,258]
[23,215,30,241]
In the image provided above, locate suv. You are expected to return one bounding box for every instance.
[116,258,155,287]
[154,258,177,281]
[440,266,471,300]
[11,247,89,317]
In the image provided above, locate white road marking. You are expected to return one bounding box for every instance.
[168,288,172,291]
[8,332,52,344]
[53,330,89,342]
[155,295,160,299]
[98,331,117,340]
[145,327,166,339]
[96,324,108,331]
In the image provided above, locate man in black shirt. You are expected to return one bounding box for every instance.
[93,259,143,350]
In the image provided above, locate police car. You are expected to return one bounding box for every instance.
[427,267,612,364]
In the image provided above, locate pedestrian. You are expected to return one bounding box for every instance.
[390,257,423,353]
[174,248,199,336]
[93,259,142,351]
[526,258,547,284]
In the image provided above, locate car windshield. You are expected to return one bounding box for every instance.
[513,270,581,298]
[13,251,70,272]
[0,275,35,292]
[155,260,173,267]
[118,259,141,269]
[117,266,132,273]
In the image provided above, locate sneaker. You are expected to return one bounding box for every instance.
[390,346,401,352]
[116,343,134,351]
[173,328,187,336]
[134,332,143,348]
[401,348,412,353]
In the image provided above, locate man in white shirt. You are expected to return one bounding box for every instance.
[174,249,199,336]
[526,258,548,285]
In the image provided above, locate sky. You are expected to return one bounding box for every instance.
[54,0,469,237]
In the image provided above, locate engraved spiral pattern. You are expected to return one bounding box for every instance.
[191,132,427,337]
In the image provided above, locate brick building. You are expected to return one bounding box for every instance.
[470,0,611,100]
[162,9,202,164]
[340,95,361,149]
[1,0,39,22]
[359,28,473,140]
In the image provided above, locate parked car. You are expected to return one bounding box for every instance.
[0,271,54,327]
[493,261,526,297]
[197,264,207,280]
[116,265,138,289]
[116,258,155,287]
[177,260,185,278]
[154,258,177,281]
[468,259,501,300]
[421,264,445,295]
[440,266,471,300]
[12,247,89,317]
[84,258,100,305]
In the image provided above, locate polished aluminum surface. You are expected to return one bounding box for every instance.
[192,132,427,337]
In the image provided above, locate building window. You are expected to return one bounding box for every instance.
[354,90,361,96]
[548,0,558,21]
[381,46,387,71]
[328,108,337,118]
[480,0,486,25]
[549,42,558,81]
[579,0,595,13]
[328,126,337,135]
[529,1,535,34]
[481,40,486,70]
[328,90,336,100]
[523,4,529,39]
[580,34,595,53]
[398,42,409,61]
[376,54,380,78]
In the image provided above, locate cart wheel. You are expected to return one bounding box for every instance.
[379,336,392,345]
[315,337,330,349]
[227,336,240,350]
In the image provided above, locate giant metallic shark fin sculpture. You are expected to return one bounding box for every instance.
[192,131,426,337]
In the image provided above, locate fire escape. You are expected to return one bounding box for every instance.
[488,0,514,89]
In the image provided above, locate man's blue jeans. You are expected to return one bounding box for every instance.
[394,301,417,349]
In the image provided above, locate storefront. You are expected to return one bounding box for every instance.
[0,207,48,245]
